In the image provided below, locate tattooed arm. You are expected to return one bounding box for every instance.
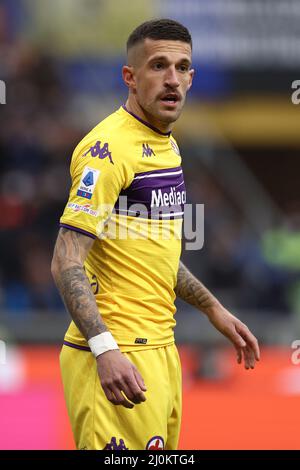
[175,261,219,313]
[51,228,146,408]
[175,261,260,369]
[51,228,107,339]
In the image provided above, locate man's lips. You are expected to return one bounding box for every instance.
[160,93,181,102]
[159,93,181,106]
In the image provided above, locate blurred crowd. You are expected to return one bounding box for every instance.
[0,3,298,316]
[183,163,299,316]
[0,7,82,311]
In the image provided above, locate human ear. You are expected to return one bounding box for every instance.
[122,65,136,90]
[187,68,195,91]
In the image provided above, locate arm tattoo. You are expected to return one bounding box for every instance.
[54,228,81,262]
[175,261,218,313]
[53,229,108,340]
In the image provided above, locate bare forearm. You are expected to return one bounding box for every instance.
[52,229,108,340]
[175,261,220,315]
[55,264,108,339]
[175,262,260,369]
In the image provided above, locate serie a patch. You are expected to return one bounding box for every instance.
[77,167,100,199]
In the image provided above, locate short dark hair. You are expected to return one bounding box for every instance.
[127,19,192,52]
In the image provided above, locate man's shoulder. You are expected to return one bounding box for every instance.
[81,106,127,146]
[71,107,139,172]
[74,108,130,153]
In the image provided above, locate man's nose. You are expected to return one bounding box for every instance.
[164,66,180,88]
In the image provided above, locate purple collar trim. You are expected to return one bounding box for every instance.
[122,105,171,137]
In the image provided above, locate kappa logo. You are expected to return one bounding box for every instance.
[83,140,114,164]
[90,273,99,295]
[83,266,99,294]
[142,143,155,158]
[146,436,164,450]
[103,437,128,450]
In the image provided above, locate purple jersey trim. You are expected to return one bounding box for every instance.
[114,208,184,220]
[59,223,97,240]
[133,166,182,178]
[122,104,171,137]
[115,163,186,220]
[63,340,91,352]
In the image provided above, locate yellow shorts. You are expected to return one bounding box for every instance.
[60,343,182,450]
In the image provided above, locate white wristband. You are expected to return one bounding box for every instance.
[88,332,119,358]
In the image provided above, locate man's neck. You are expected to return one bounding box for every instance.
[125,97,173,134]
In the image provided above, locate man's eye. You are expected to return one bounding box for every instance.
[179,65,188,72]
[153,63,163,70]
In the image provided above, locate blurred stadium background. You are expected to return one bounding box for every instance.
[1,0,300,450]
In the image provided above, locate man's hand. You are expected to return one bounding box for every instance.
[96,349,147,408]
[207,305,260,369]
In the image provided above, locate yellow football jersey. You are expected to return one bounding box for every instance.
[60,105,186,351]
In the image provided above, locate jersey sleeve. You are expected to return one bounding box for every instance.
[60,136,134,238]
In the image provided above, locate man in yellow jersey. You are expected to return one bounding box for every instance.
[51,19,260,450]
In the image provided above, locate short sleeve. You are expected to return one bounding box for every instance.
[60,137,134,238]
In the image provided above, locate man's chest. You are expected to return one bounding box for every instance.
[116,140,186,220]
